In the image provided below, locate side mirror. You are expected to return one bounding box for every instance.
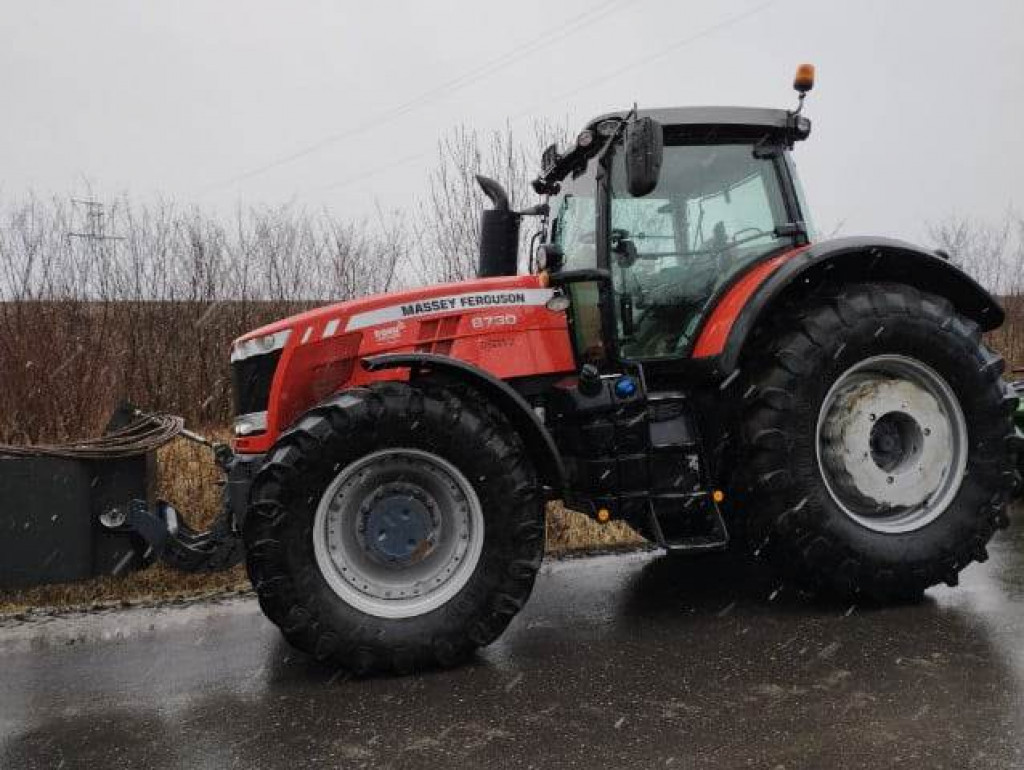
[624,117,663,197]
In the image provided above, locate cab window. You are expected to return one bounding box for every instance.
[610,143,794,359]
[550,165,597,271]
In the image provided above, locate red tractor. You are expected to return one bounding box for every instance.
[224,67,1018,672]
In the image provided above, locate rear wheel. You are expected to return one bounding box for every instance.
[244,382,545,673]
[735,283,1017,601]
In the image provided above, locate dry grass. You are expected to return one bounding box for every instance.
[155,429,232,531]
[0,434,641,615]
[544,502,643,555]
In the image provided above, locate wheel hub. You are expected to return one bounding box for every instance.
[816,355,967,533]
[869,411,923,472]
[360,485,438,565]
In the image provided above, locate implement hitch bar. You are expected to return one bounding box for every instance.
[118,414,246,573]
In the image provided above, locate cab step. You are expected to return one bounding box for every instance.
[646,493,729,552]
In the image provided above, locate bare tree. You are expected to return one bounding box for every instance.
[929,215,1021,293]
[929,212,1024,368]
[414,120,568,284]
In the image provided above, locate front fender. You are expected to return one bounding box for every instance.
[362,352,566,494]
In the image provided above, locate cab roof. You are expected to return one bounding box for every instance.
[533,106,806,193]
[586,106,794,132]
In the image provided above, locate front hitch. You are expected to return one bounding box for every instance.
[123,497,245,573]
[119,415,247,573]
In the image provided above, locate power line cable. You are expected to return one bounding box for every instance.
[510,0,781,120]
[202,0,638,193]
[315,0,782,195]
[321,149,431,193]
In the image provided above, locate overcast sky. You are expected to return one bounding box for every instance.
[2,0,1022,243]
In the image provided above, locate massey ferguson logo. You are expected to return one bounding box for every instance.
[344,288,553,332]
[399,291,528,318]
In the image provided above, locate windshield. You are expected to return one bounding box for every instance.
[610,142,796,359]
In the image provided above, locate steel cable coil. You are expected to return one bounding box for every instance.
[0,413,184,459]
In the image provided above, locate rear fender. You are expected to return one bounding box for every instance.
[697,236,1004,378]
[362,353,566,494]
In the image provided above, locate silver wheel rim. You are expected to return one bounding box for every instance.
[312,448,484,619]
[815,354,968,534]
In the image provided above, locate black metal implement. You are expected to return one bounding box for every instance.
[0,453,155,588]
[0,407,245,588]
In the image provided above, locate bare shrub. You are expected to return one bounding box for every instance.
[0,196,408,442]
[929,213,1024,368]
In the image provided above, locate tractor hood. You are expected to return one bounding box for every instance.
[230,273,574,454]
[232,274,554,352]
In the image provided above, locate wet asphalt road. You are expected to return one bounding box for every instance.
[3,510,1024,769]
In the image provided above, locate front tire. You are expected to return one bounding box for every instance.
[244,382,545,673]
[735,283,1017,601]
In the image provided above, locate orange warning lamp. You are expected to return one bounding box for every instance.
[793,63,815,94]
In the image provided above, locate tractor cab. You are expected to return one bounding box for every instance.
[535,104,814,368]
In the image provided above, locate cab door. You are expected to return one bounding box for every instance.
[606,142,802,362]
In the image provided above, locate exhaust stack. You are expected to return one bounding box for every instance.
[475,175,520,278]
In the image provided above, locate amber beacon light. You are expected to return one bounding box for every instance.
[793,63,816,94]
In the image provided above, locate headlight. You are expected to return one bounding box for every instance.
[231,329,291,362]
[234,411,268,436]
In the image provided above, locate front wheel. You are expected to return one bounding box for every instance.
[243,382,545,673]
[735,283,1018,601]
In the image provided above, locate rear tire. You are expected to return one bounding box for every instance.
[243,382,545,673]
[735,283,1017,601]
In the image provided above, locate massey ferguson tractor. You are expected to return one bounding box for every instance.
[203,65,1019,672]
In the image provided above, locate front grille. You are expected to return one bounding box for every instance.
[231,350,282,416]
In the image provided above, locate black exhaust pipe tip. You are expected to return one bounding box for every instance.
[475,175,510,211]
